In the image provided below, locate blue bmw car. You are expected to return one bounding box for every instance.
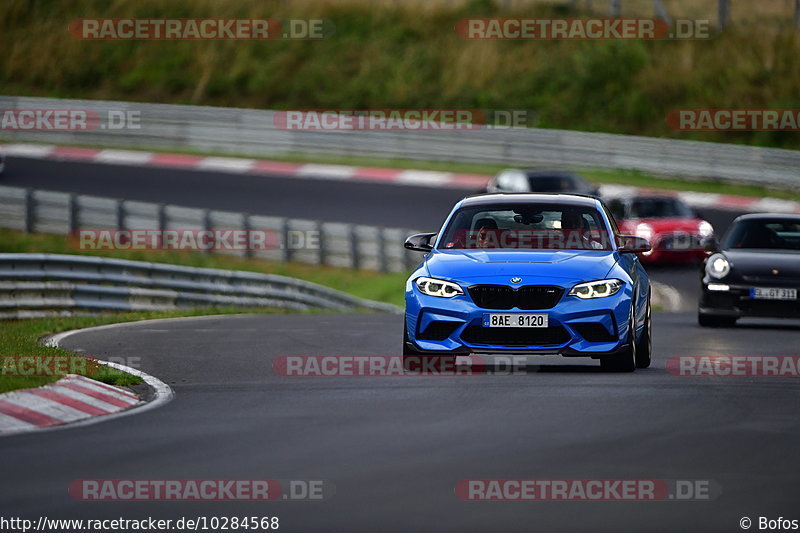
[403,194,653,372]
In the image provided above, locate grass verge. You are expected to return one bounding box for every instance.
[3,0,800,149]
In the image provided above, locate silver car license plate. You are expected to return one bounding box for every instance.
[750,287,798,300]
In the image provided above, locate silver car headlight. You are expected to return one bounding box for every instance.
[569,279,624,299]
[706,253,730,279]
[415,277,464,298]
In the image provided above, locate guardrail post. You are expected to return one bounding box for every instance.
[158,204,167,231]
[316,221,326,265]
[377,227,388,273]
[68,193,79,232]
[405,249,417,272]
[242,213,253,258]
[116,199,126,230]
[653,0,672,24]
[796,0,800,28]
[282,218,292,262]
[350,225,360,270]
[403,232,416,272]
[202,209,212,254]
[717,0,730,30]
[24,188,34,233]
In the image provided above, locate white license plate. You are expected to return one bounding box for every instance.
[483,313,549,328]
[750,287,798,300]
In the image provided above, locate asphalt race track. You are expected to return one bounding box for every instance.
[2,155,742,234]
[2,155,745,307]
[1,313,799,532]
[2,156,460,229]
[2,155,795,531]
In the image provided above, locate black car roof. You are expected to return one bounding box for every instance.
[519,169,582,178]
[733,213,800,222]
[459,193,600,208]
[623,194,684,202]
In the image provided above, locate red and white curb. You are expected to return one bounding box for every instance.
[0,374,139,435]
[3,142,799,214]
[0,325,174,436]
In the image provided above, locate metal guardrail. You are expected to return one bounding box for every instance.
[0,184,420,274]
[0,254,401,318]
[1,96,799,189]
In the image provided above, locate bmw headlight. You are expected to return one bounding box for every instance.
[415,277,463,298]
[568,279,624,299]
[706,253,730,279]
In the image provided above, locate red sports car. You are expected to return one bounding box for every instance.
[607,195,714,264]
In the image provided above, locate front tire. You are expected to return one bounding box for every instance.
[601,307,637,373]
[403,323,423,356]
[635,292,652,369]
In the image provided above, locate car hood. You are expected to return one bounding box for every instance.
[425,249,619,283]
[723,249,800,278]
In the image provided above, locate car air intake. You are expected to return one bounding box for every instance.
[467,285,564,310]
[417,321,460,341]
[571,323,616,342]
[461,325,570,346]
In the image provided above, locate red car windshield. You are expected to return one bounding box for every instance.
[629,198,694,218]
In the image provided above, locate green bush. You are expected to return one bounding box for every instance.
[1,0,799,149]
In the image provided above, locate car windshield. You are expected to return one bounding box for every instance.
[438,203,612,250]
[629,197,693,218]
[527,175,582,192]
[723,219,800,251]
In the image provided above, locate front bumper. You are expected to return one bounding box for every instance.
[700,280,800,319]
[405,284,633,357]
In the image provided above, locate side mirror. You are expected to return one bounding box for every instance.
[700,235,720,253]
[404,232,436,252]
[618,235,652,254]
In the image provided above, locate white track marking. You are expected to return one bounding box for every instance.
[197,157,256,173]
[297,164,358,179]
[395,170,453,186]
[95,149,154,165]
[2,143,56,157]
